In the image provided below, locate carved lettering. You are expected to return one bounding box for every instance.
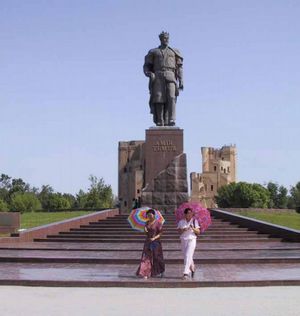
[155,140,173,146]
[152,139,177,152]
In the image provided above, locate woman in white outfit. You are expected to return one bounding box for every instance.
[177,208,200,280]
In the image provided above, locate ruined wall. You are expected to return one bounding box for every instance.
[191,145,237,207]
[118,141,145,212]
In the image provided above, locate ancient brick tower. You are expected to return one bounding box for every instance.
[190,145,237,208]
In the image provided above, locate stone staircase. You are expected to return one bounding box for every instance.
[0,213,299,287]
[33,215,280,243]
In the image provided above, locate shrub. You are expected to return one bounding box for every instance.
[10,192,41,213]
[216,182,270,208]
[0,198,9,211]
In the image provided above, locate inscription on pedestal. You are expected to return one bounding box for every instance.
[145,128,183,185]
[153,140,177,152]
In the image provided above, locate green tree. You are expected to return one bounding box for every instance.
[78,175,113,208]
[266,182,278,208]
[0,174,32,207]
[38,186,75,210]
[251,184,270,208]
[75,189,88,208]
[47,193,71,210]
[215,182,237,208]
[0,174,11,189]
[216,182,270,208]
[10,192,41,213]
[277,185,288,209]
[62,193,76,208]
[38,185,54,210]
[266,182,288,208]
[290,182,300,212]
[0,198,9,211]
[0,174,12,203]
[10,178,30,196]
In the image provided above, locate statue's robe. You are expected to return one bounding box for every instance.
[144,46,183,121]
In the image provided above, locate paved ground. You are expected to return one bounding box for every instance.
[0,262,299,287]
[0,286,299,316]
[1,215,300,287]
[1,215,300,315]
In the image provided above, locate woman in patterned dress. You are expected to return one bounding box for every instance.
[136,209,165,279]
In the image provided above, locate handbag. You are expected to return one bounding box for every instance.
[192,219,201,236]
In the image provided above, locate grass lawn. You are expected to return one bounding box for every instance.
[20,211,95,229]
[237,211,300,231]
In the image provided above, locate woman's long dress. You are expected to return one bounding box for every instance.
[136,220,165,278]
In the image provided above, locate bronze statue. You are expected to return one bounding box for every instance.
[144,32,184,126]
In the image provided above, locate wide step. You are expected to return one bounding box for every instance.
[0,262,299,287]
[1,212,299,287]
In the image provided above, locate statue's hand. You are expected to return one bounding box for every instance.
[179,81,184,90]
[148,72,155,81]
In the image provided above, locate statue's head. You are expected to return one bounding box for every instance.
[159,31,169,45]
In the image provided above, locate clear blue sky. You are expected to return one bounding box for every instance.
[1,0,299,196]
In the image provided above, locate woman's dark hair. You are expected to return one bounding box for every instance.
[184,207,193,214]
[146,209,156,216]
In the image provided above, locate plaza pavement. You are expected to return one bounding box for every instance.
[0,286,299,316]
[1,214,299,287]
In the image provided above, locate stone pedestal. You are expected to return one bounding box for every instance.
[145,127,184,185]
[142,127,188,213]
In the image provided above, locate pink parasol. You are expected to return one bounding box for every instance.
[175,202,212,233]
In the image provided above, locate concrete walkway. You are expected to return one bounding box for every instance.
[0,286,299,316]
[1,214,300,287]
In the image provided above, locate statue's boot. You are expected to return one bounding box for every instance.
[167,97,176,126]
[155,103,164,126]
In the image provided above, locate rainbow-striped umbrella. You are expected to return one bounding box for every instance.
[127,207,165,232]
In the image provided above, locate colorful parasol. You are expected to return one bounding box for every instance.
[175,202,212,233]
[127,207,165,232]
